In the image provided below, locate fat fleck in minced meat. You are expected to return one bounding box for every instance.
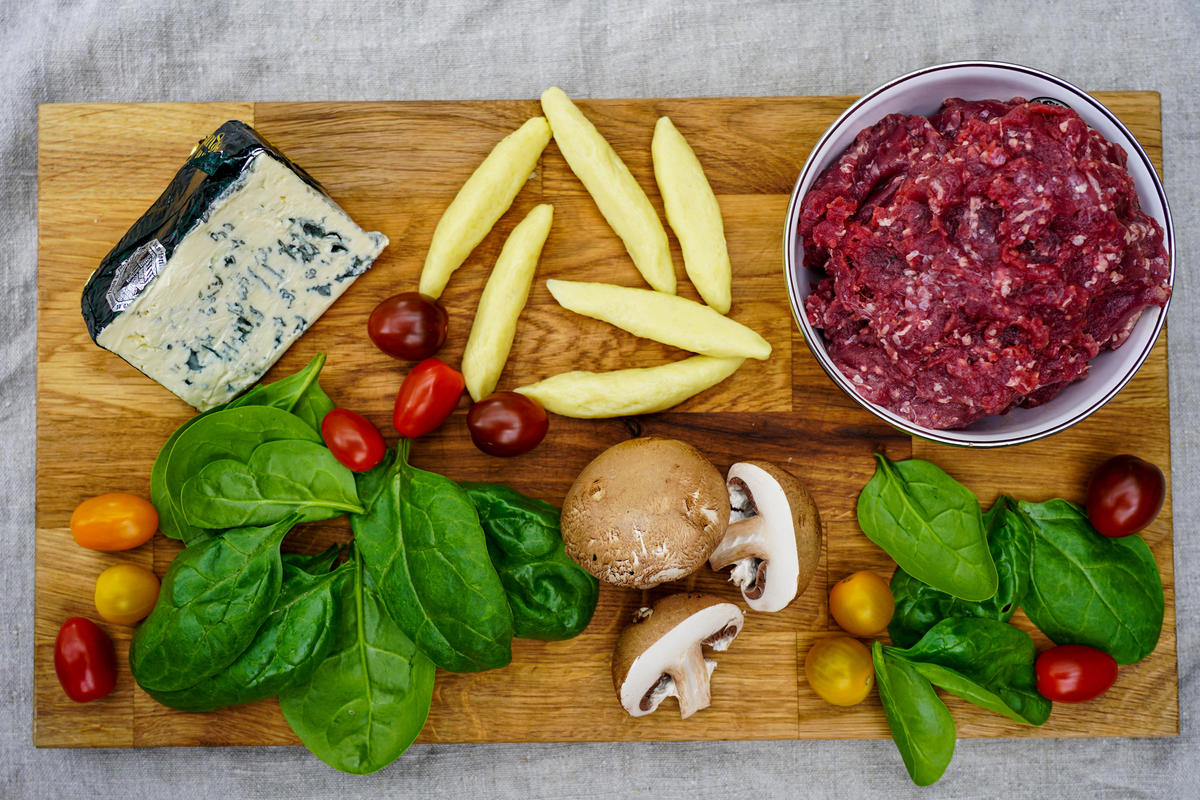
[801,98,1171,429]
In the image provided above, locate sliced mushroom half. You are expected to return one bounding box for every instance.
[708,461,821,612]
[611,593,744,719]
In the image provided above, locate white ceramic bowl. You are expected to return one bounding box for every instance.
[784,61,1175,447]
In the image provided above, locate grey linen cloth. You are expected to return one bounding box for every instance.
[2,1,1197,797]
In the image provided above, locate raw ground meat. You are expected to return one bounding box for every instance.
[801,97,1171,429]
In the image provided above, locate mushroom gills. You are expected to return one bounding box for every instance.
[640,657,718,716]
[729,476,756,517]
[729,558,768,600]
[700,624,740,650]
[719,476,769,598]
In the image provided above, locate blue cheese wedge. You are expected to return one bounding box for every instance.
[82,121,386,410]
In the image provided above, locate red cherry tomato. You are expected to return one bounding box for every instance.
[54,617,118,703]
[321,408,386,472]
[1086,454,1165,537]
[368,292,448,360]
[467,392,549,457]
[1035,644,1118,703]
[393,358,465,438]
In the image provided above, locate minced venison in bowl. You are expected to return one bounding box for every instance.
[800,97,1171,430]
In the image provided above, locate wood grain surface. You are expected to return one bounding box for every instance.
[34,93,1176,748]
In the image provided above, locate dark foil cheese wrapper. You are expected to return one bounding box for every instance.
[81,120,325,341]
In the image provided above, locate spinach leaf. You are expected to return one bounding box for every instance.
[857,453,997,601]
[150,406,226,542]
[151,355,331,541]
[287,378,335,433]
[462,482,599,641]
[279,548,435,775]
[129,515,295,692]
[282,543,344,575]
[353,444,513,673]
[147,557,350,711]
[462,483,563,559]
[153,405,323,543]
[1016,499,1163,664]
[889,496,1030,647]
[180,439,362,529]
[872,641,956,786]
[884,618,1050,725]
[233,353,333,433]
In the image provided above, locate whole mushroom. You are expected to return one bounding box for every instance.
[561,437,730,589]
[708,461,822,612]
[611,593,744,719]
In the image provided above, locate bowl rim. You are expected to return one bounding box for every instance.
[783,60,1176,448]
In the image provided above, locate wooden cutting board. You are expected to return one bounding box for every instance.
[34,95,1176,748]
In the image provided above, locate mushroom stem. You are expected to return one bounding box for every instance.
[668,644,713,719]
[707,515,769,570]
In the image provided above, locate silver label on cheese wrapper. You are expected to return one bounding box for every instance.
[106,240,167,312]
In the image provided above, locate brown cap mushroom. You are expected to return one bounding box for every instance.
[561,437,730,589]
[611,593,744,719]
[708,461,821,612]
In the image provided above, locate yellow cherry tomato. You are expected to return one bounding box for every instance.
[94,563,161,624]
[805,635,875,706]
[70,493,158,551]
[829,570,895,636]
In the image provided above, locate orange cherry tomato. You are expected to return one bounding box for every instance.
[829,570,895,636]
[70,493,158,551]
[94,563,161,624]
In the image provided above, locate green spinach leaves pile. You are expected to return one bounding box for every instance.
[859,454,1164,786]
[132,355,598,774]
